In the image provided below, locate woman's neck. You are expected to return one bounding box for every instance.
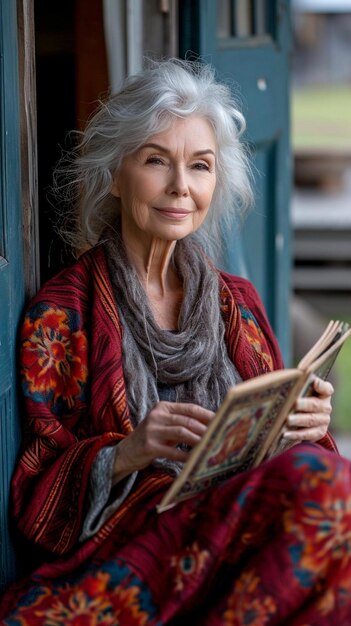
[121,231,183,329]
[122,233,179,296]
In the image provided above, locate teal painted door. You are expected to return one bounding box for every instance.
[180,0,292,362]
[0,1,24,591]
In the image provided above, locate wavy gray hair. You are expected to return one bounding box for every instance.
[53,57,253,253]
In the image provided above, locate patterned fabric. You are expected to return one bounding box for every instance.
[3,560,159,626]
[2,446,351,625]
[239,305,274,372]
[22,303,88,414]
[0,245,344,624]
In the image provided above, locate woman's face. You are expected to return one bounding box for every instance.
[111,116,217,246]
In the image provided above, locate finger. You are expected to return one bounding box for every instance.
[287,412,330,429]
[294,396,332,414]
[147,407,208,436]
[141,420,204,451]
[312,376,334,397]
[159,425,204,448]
[166,402,215,424]
[122,425,197,468]
[163,413,208,436]
[283,426,329,442]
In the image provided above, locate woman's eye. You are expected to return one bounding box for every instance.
[192,162,211,171]
[146,156,164,166]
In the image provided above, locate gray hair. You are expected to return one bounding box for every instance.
[53,57,253,254]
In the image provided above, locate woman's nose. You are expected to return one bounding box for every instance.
[166,167,189,196]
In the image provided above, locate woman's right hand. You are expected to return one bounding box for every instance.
[112,401,214,484]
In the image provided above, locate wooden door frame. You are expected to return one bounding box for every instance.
[17,0,40,299]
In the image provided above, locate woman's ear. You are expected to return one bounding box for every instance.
[111,175,120,198]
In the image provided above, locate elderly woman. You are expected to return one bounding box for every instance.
[1,59,351,625]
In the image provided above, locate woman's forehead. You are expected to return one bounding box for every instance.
[139,116,217,151]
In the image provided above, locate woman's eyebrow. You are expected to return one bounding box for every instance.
[141,143,216,157]
[193,149,216,157]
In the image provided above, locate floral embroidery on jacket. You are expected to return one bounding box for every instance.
[5,561,159,626]
[21,303,88,414]
[170,542,210,592]
[284,452,351,590]
[239,305,274,372]
[223,569,277,625]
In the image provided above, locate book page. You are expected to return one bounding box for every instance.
[297,320,337,370]
[298,321,350,371]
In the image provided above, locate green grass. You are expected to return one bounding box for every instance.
[292,85,351,150]
[333,321,351,434]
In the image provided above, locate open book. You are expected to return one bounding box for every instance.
[157,319,351,513]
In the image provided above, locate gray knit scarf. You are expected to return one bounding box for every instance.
[104,226,241,474]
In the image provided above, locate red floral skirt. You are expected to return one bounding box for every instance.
[1,443,351,625]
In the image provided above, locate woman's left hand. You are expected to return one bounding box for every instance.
[283,376,334,443]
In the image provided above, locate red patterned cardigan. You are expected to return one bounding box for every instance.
[11,244,337,564]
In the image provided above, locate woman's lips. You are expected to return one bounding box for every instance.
[153,208,191,219]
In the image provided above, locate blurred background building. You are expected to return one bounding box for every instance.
[291,0,351,448]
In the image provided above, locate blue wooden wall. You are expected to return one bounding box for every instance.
[0,0,25,592]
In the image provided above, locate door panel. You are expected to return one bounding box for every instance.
[180,0,292,361]
[0,0,24,591]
